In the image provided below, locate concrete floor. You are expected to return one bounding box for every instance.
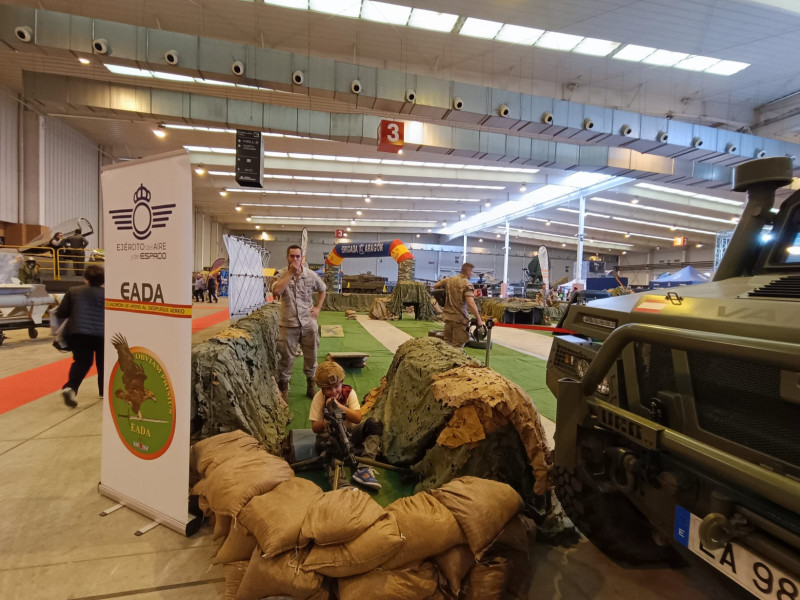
[0,304,753,599]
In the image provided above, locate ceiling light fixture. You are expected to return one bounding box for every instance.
[460,212,466,219]
[153,128,166,138]
[485,201,492,208]
[535,31,584,51]
[631,197,639,204]
[479,238,483,242]
[194,166,206,176]
[696,243,703,248]
[219,190,228,197]
[374,176,384,185]
[494,24,544,45]
[78,57,91,65]
[364,196,372,203]
[427,229,432,233]
[520,183,527,192]
[350,219,356,225]
[255,225,261,229]
[497,234,501,238]
[246,217,252,222]
[458,17,504,39]
[612,44,656,62]
[235,205,242,211]
[416,233,420,238]
[309,0,360,18]
[572,37,620,57]
[361,0,412,25]
[347,227,351,231]
[407,8,459,32]
[356,210,363,216]
[641,49,689,66]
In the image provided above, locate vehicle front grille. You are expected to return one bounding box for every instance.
[635,342,676,408]
[554,344,577,377]
[688,351,800,468]
[748,275,800,299]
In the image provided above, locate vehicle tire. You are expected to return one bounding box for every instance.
[466,339,491,349]
[28,327,38,339]
[554,465,677,564]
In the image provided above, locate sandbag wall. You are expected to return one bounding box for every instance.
[190,304,290,454]
[364,337,551,499]
[191,431,536,600]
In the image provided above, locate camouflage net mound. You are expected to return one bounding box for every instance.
[364,338,551,499]
[386,281,440,321]
[191,304,290,454]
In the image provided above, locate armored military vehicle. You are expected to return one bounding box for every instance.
[546,157,800,596]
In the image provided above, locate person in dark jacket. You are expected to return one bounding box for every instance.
[207,274,218,303]
[56,264,105,408]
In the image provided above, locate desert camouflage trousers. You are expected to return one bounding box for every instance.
[277,321,319,385]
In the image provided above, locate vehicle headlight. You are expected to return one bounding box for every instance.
[576,359,590,379]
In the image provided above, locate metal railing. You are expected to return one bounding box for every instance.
[0,245,104,281]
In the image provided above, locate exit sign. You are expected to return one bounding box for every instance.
[673,236,688,246]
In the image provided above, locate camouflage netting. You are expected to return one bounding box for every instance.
[322,264,340,290]
[368,297,396,320]
[608,286,634,296]
[191,304,290,454]
[480,298,537,321]
[315,292,379,312]
[397,258,416,281]
[386,281,440,321]
[365,338,552,499]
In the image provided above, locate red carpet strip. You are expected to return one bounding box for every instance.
[0,307,229,415]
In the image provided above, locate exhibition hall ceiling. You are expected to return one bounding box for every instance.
[2,0,800,253]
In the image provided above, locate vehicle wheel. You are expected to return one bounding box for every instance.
[466,339,491,349]
[28,328,38,339]
[554,465,677,564]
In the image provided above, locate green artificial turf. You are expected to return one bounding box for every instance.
[285,312,412,505]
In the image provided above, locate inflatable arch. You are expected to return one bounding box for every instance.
[325,239,413,266]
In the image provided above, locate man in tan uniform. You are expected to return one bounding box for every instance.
[271,245,327,399]
[434,262,484,348]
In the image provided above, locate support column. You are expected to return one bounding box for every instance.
[463,234,467,263]
[502,221,510,298]
[22,110,45,226]
[576,195,586,283]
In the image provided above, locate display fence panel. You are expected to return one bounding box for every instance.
[0,93,19,224]
[224,234,270,320]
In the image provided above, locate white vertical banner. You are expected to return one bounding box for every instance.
[100,150,198,535]
[539,246,550,291]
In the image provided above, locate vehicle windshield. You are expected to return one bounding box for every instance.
[761,198,800,270]
[19,218,96,252]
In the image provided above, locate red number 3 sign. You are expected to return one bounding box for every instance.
[378,120,404,153]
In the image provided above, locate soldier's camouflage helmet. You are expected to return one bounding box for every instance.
[315,360,345,388]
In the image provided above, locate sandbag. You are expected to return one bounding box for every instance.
[214,515,232,541]
[338,561,440,600]
[239,477,323,558]
[191,430,264,477]
[302,514,405,578]
[223,561,248,600]
[432,544,474,597]
[430,477,522,556]
[214,522,258,564]
[462,558,509,600]
[300,487,385,546]
[382,492,465,569]
[492,514,536,556]
[204,452,294,516]
[237,546,322,600]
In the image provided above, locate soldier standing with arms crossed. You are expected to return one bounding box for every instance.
[271,245,327,400]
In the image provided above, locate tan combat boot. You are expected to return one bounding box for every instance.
[306,377,316,398]
[278,380,289,403]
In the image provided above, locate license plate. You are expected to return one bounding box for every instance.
[674,506,800,600]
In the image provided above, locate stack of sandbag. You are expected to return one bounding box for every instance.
[192,432,534,600]
[190,430,324,599]
[345,309,358,320]
[336,476,534,600]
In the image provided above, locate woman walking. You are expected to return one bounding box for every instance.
[57,264,105,407]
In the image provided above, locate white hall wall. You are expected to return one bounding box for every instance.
[193,210,229,272]
[0,92,19,224]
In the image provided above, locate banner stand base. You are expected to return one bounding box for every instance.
[98,483,203,537]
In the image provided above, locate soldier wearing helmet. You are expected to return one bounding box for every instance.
[308,360,384,491]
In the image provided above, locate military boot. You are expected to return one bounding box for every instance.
[306,377,316,398]
[278,380,289,403]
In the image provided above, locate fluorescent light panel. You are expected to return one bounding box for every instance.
[407,8,458,31]
[494,24,543,44]
[675,55,720,71]
[240,203,456,213]
[264,0,308,7]
[361,1,411,25]
[634,182,743,206]
[613,44,656,62]
[705,60,750,76]
[535,31,584,51]
[459,17,503,39]
[309,0,361,17]
[572,37,620,57]
[592,197,737,224]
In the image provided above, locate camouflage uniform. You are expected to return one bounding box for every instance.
[271,267,326,387]
[441,274,475,348]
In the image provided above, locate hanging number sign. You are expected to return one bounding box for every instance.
[378,120,404,153]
